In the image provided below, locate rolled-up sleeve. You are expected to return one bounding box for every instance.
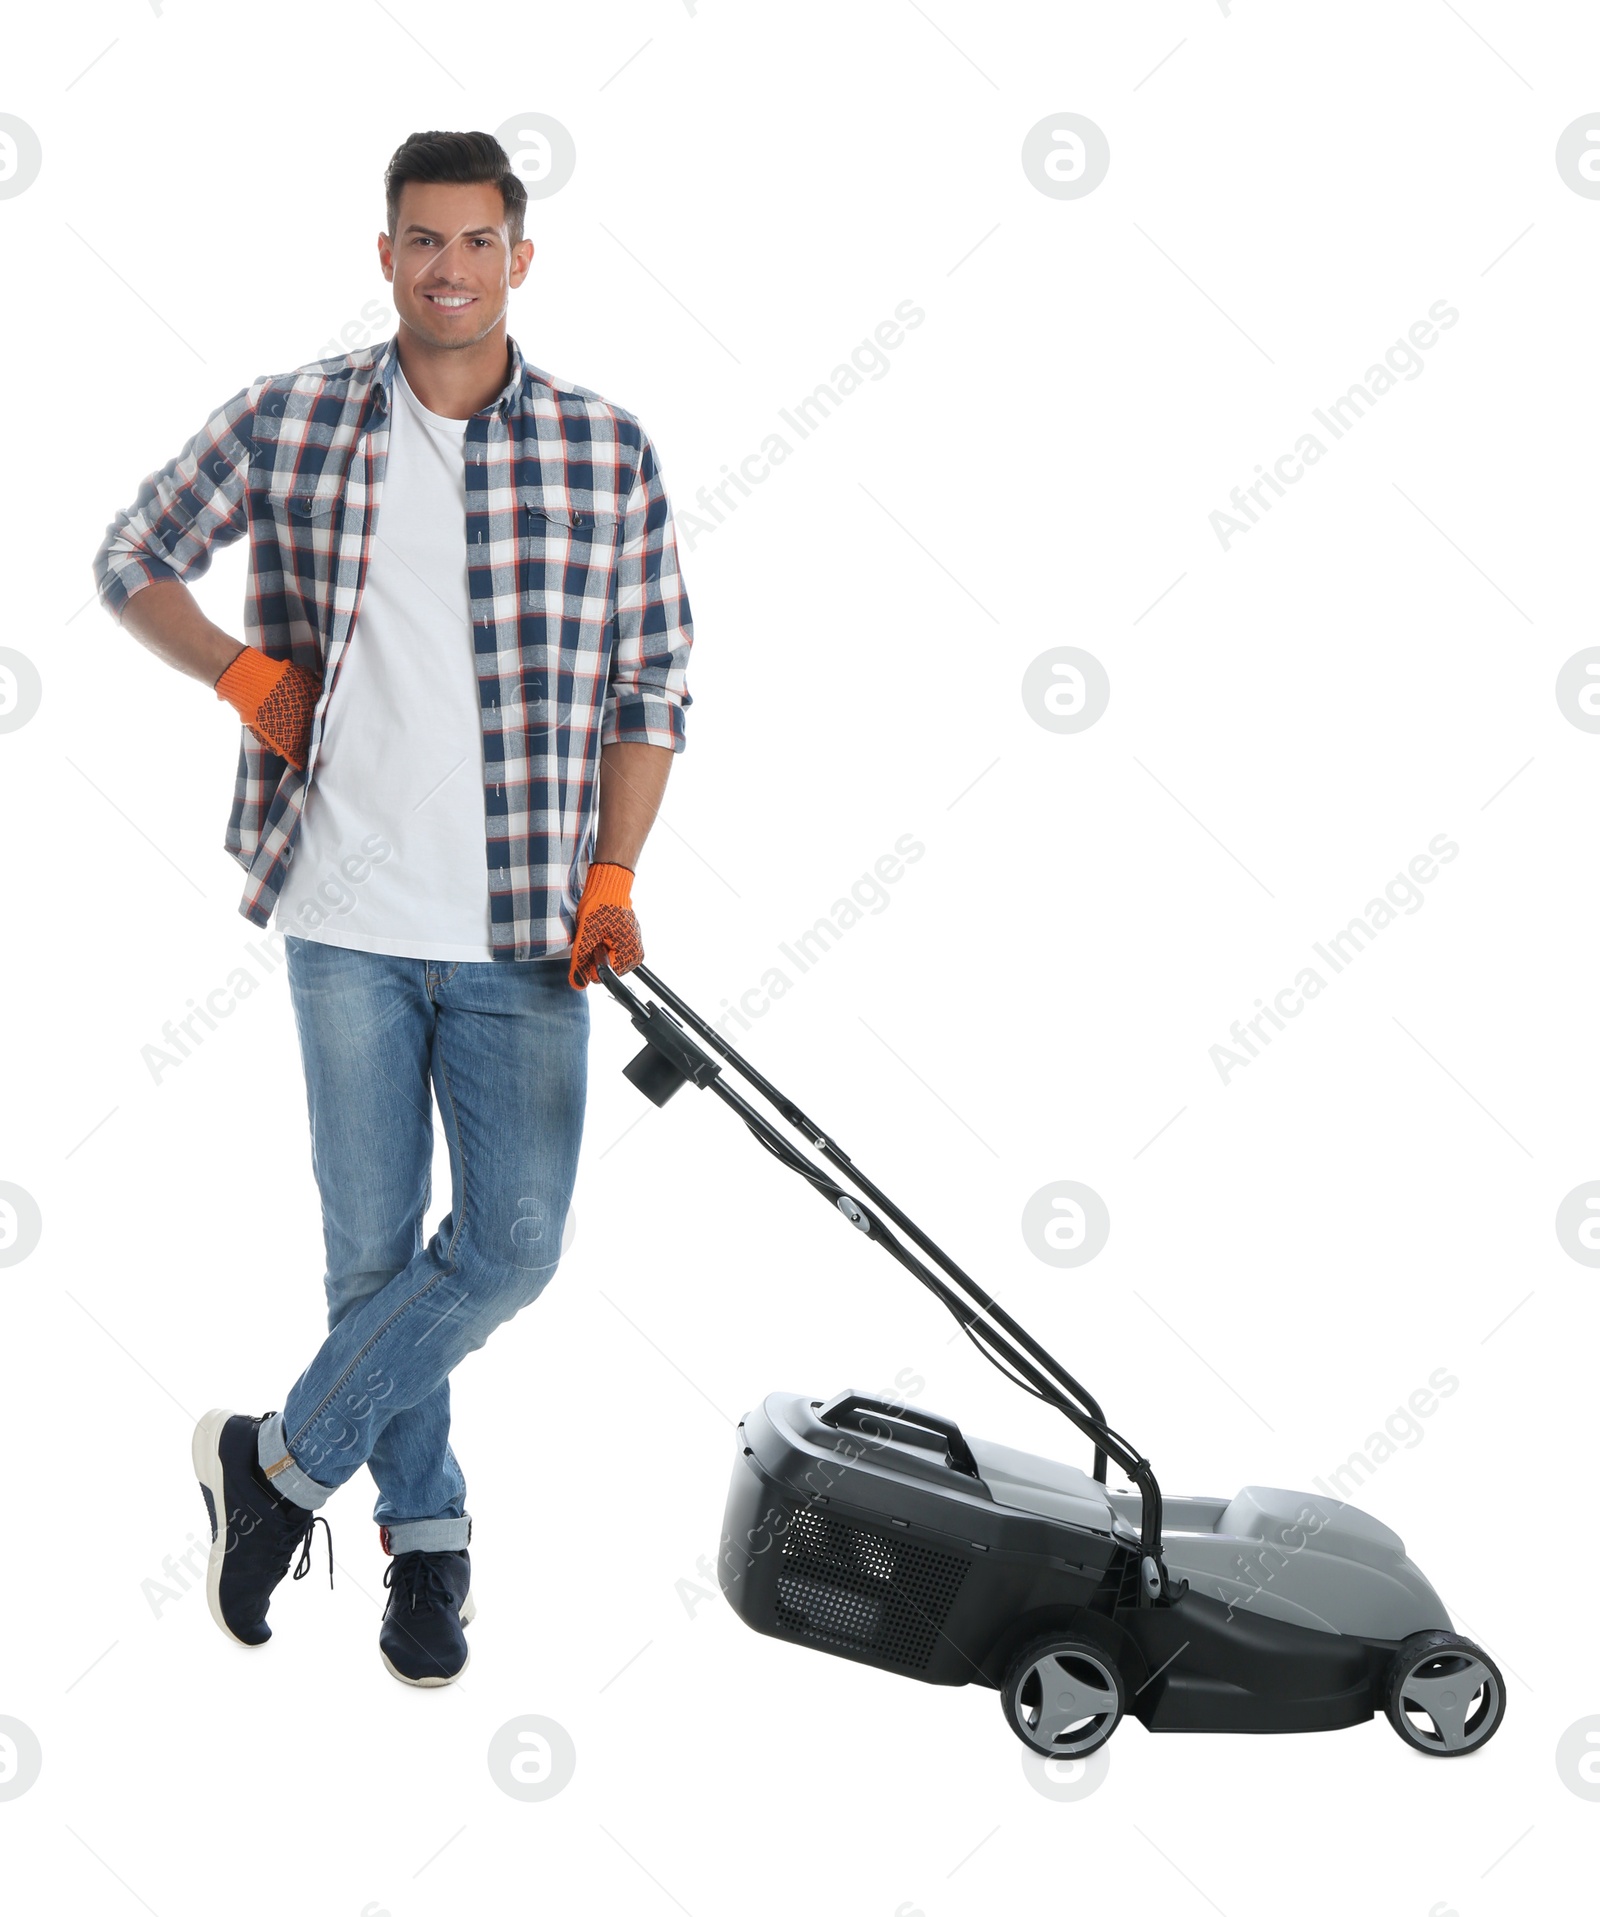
[602,430,694,752]
[91,379,264,623]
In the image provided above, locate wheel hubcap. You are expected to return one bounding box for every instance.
[1399,1651,1498,1751]
[1016,1650,1120,1754]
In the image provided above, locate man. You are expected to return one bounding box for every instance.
[91,129,694,1686]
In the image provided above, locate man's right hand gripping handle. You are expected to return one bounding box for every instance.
[215,649,322,771]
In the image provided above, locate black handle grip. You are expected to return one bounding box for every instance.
[817,1391,981,1479]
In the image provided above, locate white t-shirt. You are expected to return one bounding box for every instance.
[274,361,495,961]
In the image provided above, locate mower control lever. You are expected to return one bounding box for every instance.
[597,963,723,1107]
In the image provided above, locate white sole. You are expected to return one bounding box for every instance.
[380,1588,475,1687]
[192,1406,260,1648]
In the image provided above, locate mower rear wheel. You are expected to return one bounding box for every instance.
[1384,1631,1505,1757]
[1001,1634,1126,1759]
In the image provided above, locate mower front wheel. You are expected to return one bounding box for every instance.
[1384,1631,1506,1757]
[1001,1634,1126,1759]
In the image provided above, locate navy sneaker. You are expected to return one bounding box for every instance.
[379,1549,475,1686]
[191,1409,333,1646]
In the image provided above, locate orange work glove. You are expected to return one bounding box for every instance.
[215,647,322,771]
[568,861,643,989]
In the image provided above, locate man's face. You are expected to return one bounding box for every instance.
[378,179,533,350]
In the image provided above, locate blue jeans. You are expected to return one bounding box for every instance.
[256,937,589,1552]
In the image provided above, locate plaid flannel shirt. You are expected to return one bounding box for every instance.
[92,331,694,960]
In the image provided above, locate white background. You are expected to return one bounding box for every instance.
[3,1,1597,1911]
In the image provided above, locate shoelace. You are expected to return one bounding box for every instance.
[383,1551,459,1614]
[284,1506,334,1590]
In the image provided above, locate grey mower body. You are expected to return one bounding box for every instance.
[984,1439,1453,1641]
[720,1391,1464,1741]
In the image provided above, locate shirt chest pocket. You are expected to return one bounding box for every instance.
[521,495,621,539]
[525,494,624,559]
[506,497,621,732]
[262,478,342,531]
[517,494,622,626]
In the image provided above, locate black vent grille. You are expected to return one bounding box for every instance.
[772,1508,969,1670]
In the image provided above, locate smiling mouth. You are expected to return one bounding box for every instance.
[424,293,476,310]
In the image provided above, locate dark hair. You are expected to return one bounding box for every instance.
[384,130,527,247]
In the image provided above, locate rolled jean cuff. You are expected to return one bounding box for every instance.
[381,1517,472,1554]
[257,1410,336,1511]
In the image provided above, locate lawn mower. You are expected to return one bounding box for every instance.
[597,960,1505,1759]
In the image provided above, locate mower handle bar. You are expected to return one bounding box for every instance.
[594,959,1166,1575]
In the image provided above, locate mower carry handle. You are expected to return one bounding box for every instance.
[817,1391,982,1481]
